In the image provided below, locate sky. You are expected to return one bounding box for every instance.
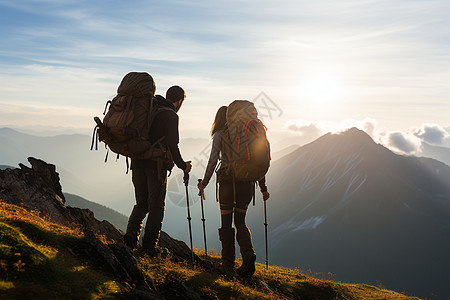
[1,0,450,154]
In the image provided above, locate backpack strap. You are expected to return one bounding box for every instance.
[90,125,99,151]
[214,160,222,203]
[102,100,112,115]
[104,148,109,163]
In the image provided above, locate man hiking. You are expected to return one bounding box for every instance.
[124,85,192,256]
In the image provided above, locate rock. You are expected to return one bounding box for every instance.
[0,157,67,223]
[66,206,123,243]
[0,157,151,290]
[159,276,203,300]
[158,231,201,263]
[109,243,152,290]
[26,157,65,202]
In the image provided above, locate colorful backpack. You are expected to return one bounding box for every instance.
[222,100,271,182]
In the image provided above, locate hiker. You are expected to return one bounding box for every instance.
[124,85,192,256]
[198,105,270,277]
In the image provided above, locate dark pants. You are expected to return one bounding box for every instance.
[126,168,167,250]
[219,180,253,215]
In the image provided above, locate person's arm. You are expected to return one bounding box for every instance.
[258,176,270,200]
[165,112,187,171]
[258,176,267,192]
[200,133,221,187]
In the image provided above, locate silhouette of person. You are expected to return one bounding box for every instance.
[124,85,192,256]
[198,105,269,276]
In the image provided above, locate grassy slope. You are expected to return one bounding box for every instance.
[0,201,121,299]
[138,253,421,300]
[0,201,421,300]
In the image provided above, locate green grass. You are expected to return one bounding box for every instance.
[0,202,122,300]
[136,252,421,300]
[0,201,422,300]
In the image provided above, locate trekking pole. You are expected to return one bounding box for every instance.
[263,198,269,270]
[184,172,195,263]
[198,179,208,259]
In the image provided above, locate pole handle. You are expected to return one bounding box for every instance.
[197,179,206,200]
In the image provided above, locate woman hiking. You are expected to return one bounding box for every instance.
[198,105,270,277]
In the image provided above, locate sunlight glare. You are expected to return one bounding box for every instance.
[303,74,342,106]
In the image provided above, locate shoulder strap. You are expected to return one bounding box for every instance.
[147,103,174,131]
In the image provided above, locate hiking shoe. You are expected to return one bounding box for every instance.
[236,253,256,277]
[220,263,236,279]
[123,233,138,250]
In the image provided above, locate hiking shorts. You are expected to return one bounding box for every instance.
[219,180,253,212]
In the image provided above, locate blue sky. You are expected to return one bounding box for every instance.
[1,0,450,152]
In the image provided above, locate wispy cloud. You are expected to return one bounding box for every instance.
[0,0,449,133]
[0,101,95,128]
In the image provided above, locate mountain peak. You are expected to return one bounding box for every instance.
[335,127,373,141]
[310,127,376,152]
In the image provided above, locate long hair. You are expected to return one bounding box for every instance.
[210,106,228,137]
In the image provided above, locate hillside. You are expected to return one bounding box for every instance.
[0,157,421,299]
[64,193,128,232]
[0,165,14,170]
[0,201,420,300]
[256,128,450,299]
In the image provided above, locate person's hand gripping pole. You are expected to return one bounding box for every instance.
[198,179,208,258]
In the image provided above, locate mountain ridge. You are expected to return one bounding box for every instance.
[259,127,450,299]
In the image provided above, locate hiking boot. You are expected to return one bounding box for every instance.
[145,245,170,258]
[236,227,256,277]
[123,233,139,250]
[219,227,235,275]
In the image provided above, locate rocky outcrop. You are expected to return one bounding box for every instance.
[0,157,67,223]
[0,157,151,291]
[0,157,208,298]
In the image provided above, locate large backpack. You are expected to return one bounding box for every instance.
[92,72,172,163]
[222,100,271,182]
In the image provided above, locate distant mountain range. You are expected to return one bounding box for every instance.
[64,193,128,232]
[0,127,211,215]
[250,128,450,299]
[420,142,450,166]
[0,165,14,170]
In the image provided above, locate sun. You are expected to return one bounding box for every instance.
[287,66,347,118]
[303,74,342,106]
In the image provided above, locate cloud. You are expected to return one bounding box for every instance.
[285,118,378,139]
[286,121,322,137]
[381,131,422,154]
[0,101,95,127]
[412,123,449,145]
[361,118,378,137]
[1,0,450,134]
